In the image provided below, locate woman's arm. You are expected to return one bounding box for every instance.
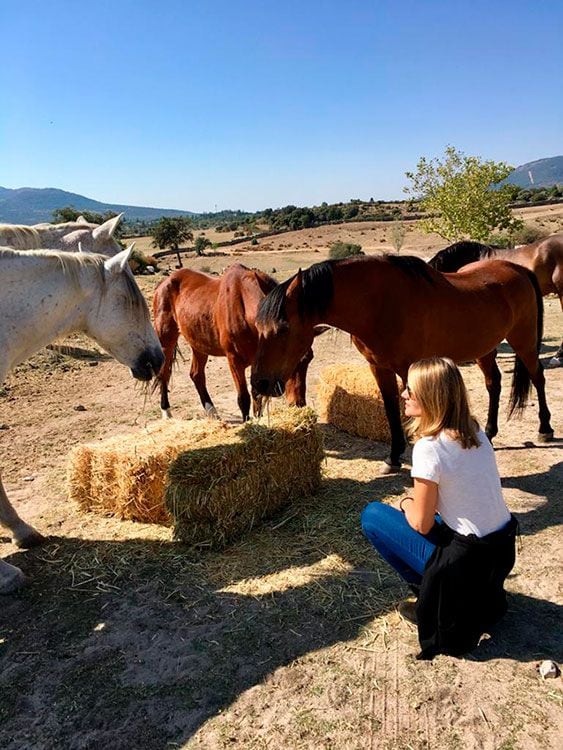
[399,478,438,535]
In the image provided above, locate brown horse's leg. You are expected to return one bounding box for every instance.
[506,341,554,441]
[475,350,502,441]
[284,347,314,407]
[157,332,180,420]
[226,354,252,421]
[551,282,563,363]
[190,350,218,418]
[370,365,406,473]
[153,292,180,419]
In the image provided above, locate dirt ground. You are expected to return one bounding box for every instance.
[1,218,562,749]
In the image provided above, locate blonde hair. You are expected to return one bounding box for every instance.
[406,357,481,449]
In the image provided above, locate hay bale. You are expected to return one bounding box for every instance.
[316,364,404,441]
[67,419,227,524]
[166,407,323,548]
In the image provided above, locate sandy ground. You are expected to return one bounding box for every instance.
[1,220,562,749]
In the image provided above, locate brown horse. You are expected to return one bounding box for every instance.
[429,234,563,363]
[152,263,314,421]
[251,255,553,472]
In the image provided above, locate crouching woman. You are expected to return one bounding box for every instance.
[361,357,518,660]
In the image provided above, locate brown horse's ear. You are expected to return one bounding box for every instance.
[287,268,303,295]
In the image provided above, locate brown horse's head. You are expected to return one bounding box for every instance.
[252,262,334,396]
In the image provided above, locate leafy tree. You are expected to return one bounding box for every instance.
[404,146,523,241]
[390,222,407,253]
[52,206,125,237]
[193,235,212,256]
[151,216,193,267]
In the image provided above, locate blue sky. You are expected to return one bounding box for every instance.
[1,0,561,212]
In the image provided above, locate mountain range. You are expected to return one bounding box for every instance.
[0,187,194,224]
[497,155,563,189]
[2,156,562,224]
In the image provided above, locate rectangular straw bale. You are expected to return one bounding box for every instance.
[316,364,405,441]
[67,419,229,524]
[166,406,323,548]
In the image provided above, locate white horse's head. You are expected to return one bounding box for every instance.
[86,246,164,380]
[60,213,124,257]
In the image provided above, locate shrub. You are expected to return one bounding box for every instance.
[510,224,548,245]
[328,241,364,260]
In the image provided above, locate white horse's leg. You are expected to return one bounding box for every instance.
[0,473,45,548]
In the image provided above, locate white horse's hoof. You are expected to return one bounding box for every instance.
[162,409,173,420]
[12,523,45,549]
[380,462,402,475]
[0,560,27,595]
[205,405,220,420]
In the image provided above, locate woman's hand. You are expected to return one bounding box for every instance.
[402,478,438,535]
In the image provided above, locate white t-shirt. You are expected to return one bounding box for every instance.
[411,428,511,538]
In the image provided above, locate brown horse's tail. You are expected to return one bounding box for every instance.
[508,270,544,417]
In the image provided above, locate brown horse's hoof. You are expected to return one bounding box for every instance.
[380,462,402,475]
[14,530,46,549]
[537,431,555,444]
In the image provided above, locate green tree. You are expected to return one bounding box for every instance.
[404,146,523,241]
[151,216,193,267]
[193,235,212,256]
[390,221,407,253]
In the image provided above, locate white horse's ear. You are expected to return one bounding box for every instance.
[104,243,134,274]
[76,215,89,224]
[92,212,124,241]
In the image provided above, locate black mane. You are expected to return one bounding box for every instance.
[257,261,334,325]
[428,241,496,272]
[383,253,435,282]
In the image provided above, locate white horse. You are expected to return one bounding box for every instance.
[0,213,124,256]
[0,245,164,594]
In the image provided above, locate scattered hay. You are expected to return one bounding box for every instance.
[166,406,323,549]
[316,364,405,441]
[67,419,226,524]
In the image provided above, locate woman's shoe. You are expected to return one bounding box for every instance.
[398,599,418,624]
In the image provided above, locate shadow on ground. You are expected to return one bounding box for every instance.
[1,467,561,749]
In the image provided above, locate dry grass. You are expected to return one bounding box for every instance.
[67,419,224,524]
[167,406,324,548]
[317,364,405,441]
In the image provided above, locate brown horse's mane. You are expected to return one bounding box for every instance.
[257,254,434,325]
[428,241,497,272]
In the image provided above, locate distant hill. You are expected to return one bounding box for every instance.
[502,156,563,189]
[0,187,194,224]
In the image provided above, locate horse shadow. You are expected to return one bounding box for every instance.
[1,469,561,748]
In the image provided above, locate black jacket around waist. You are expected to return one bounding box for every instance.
[416,515,518,660]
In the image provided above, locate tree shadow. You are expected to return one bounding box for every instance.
[0,526,396,750]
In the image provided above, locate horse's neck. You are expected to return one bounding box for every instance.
[318,263,382,338]
[35,225,71,247]
[0,260,92,378]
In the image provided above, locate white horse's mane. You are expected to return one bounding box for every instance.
[0,247,148,314]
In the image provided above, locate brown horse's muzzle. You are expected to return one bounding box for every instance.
[251,373,285,398]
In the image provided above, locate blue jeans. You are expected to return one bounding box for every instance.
[361,502,443,585]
